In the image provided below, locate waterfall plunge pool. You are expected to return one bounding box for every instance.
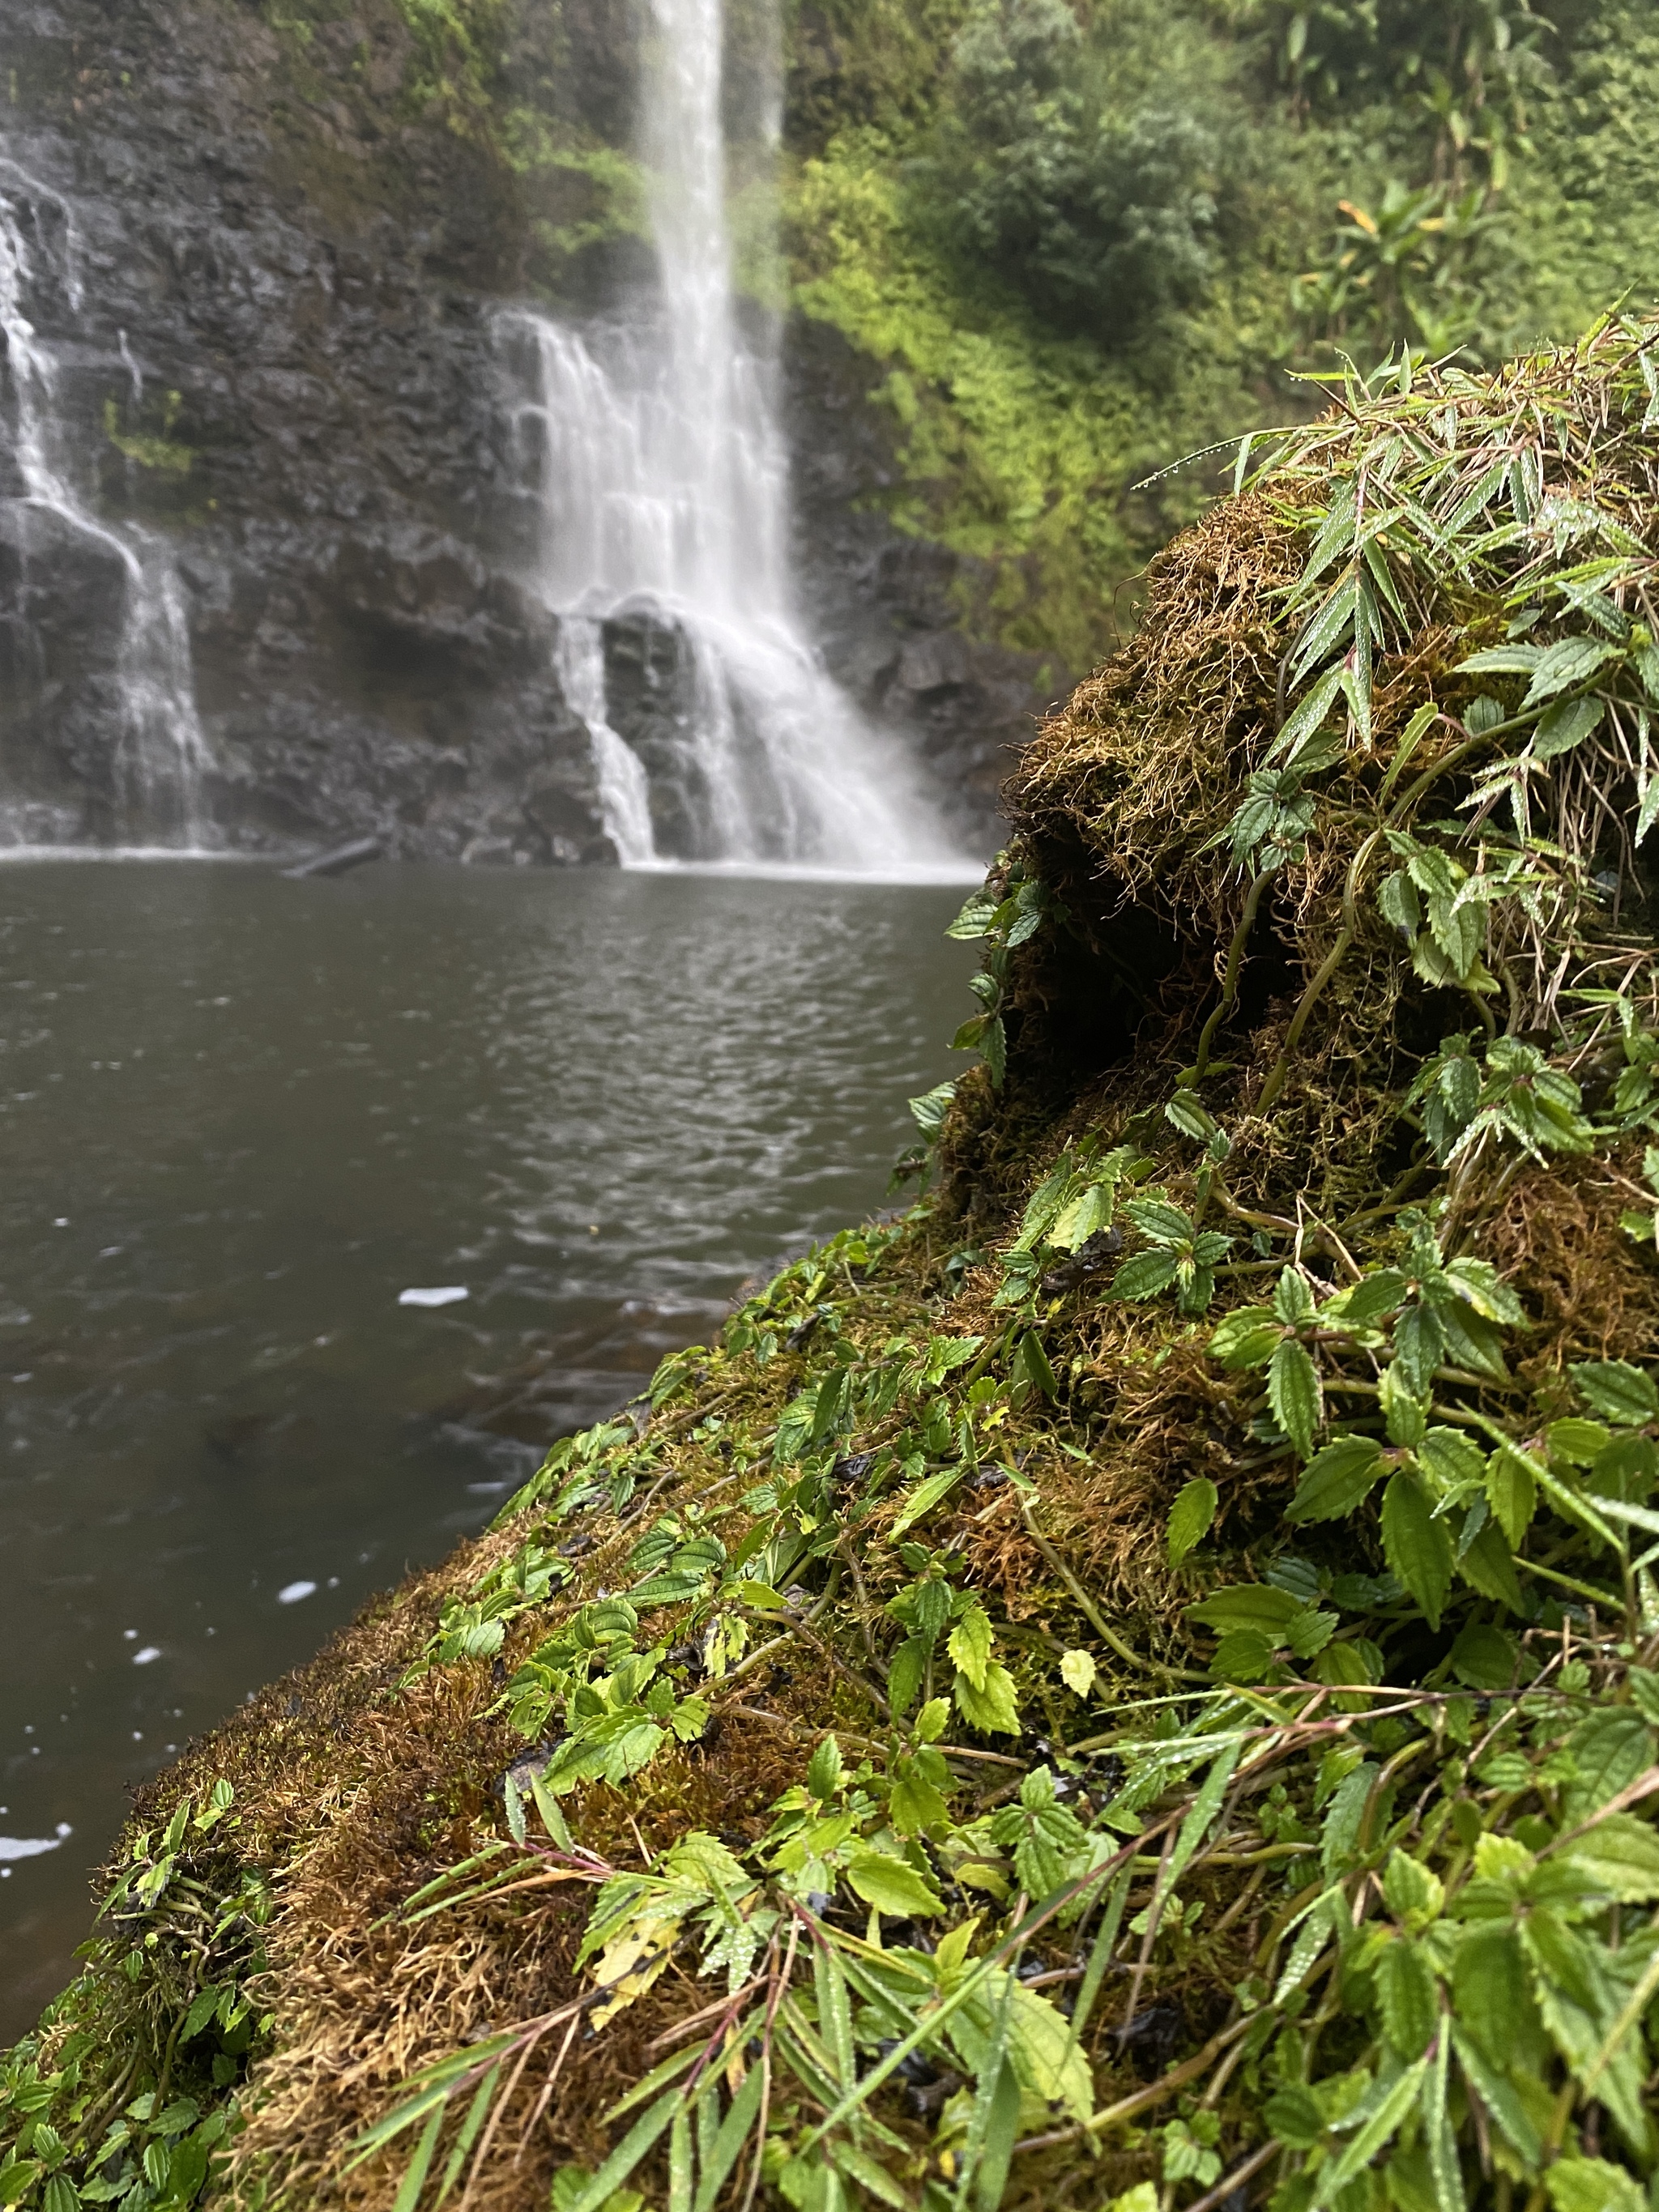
[0,859,973,2035]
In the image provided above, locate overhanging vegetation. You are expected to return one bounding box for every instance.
[5,314,1659,2210]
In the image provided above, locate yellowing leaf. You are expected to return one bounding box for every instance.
[1060,1648,1098,1698]
[588,1912,684,2029]
[1050,1183,1113,1251]
[953,1660,1021,1736]
[949,1602,994,1692]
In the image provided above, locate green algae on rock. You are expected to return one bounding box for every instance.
[8,318,1659,2211]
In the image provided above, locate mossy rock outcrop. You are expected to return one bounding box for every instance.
[7,319,1659,2212]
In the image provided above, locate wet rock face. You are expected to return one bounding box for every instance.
[0,0,1031,859]
[783,316,1062,853]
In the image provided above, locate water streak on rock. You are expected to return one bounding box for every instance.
[0,163,211,848]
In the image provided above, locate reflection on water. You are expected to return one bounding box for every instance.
[0,861,970,2034]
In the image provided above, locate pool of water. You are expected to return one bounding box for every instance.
[0,859,972,2035]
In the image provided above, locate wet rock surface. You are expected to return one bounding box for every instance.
[0,0,1037,857]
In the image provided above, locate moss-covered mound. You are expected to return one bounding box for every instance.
[8,318,1659,2212]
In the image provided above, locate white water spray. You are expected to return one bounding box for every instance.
[0,164,211,847]
[505,0,968,876]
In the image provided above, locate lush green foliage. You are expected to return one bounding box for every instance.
[309,320,1659,2212]
[0,1786,271,2212]
[786,0,1659,667]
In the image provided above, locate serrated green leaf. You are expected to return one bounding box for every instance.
[1378,868,1422,940]
[1572,1361,1658,1428]
[887,1635,928,1716]
[1456,642,1545,677]
[953,1661,1021,1736]
[1532,693,1605,761]
[1375,1935,1439,2058]
[1263,2087,1324,2149]
[807,1736,844,1804]
[1111,1250,1181,1301]
[946,897,999,942]
[948,1603,993,1693]
[1269,1338,1322,1457]
[1560,1709,1653,1824]
[1383,1848,1444,1928]
[1166,1477,1218,1566]
[1186,1583,1303,1635]
[1456,1516,1523,1612]
[1522,635,1623,706]
[1124,1198,1195,1245]
[1381,1469,1453,1630]
[1013,1331,1058,1400]
[1487,1443,1538,1548]
[1268,663,1346,765]
[1448,1621,1517,1690]
[1285,1606,1337,1660]
[1380,1363,1427,1449]
[1311,2060,1428,2206]
[1286,1434,1387,1524]
[1548,1418,1613,1468]
[1393,1302,1447,1397]
[890,1467,965,1539]
[846,1851,944,1918]
[1208,1306,1281,1368]
[1543,2160,1646,2212]
[1165,1089,1218,1144]
[1324,1269,1410,1326]
[1049,1184,1112,1252]
[1559,1813,1659,1903]
[1416,1426,1492,1495]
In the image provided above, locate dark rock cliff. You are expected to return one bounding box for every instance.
[0,0,1043,859]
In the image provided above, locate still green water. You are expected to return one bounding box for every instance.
[0,861,970,2035]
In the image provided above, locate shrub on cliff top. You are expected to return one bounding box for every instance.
[6,316,1659,2212]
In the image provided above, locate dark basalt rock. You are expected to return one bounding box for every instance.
[0,0,1040,859]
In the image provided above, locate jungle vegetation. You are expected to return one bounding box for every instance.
[783,0,1659,665]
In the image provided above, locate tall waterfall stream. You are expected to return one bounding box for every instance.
[501,0,966,876]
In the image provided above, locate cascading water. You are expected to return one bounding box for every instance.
[0,162,211,850]
[505,0,968,876]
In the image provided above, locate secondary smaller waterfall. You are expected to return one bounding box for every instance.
[505,0,966,876]
[552,616,654,867]
[0,163,211,848]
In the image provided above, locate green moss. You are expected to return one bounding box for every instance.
[103,394,194,478]
[789,128,1275,667]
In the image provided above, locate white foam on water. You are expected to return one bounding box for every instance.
[398,1285,471,1309]
[276,1580,318,1605]
[0,1823,70,1862]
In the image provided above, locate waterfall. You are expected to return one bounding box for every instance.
[0,164,211,850]
[505,0,967,877]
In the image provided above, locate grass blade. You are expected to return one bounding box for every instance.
[390,2103,445,2212]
